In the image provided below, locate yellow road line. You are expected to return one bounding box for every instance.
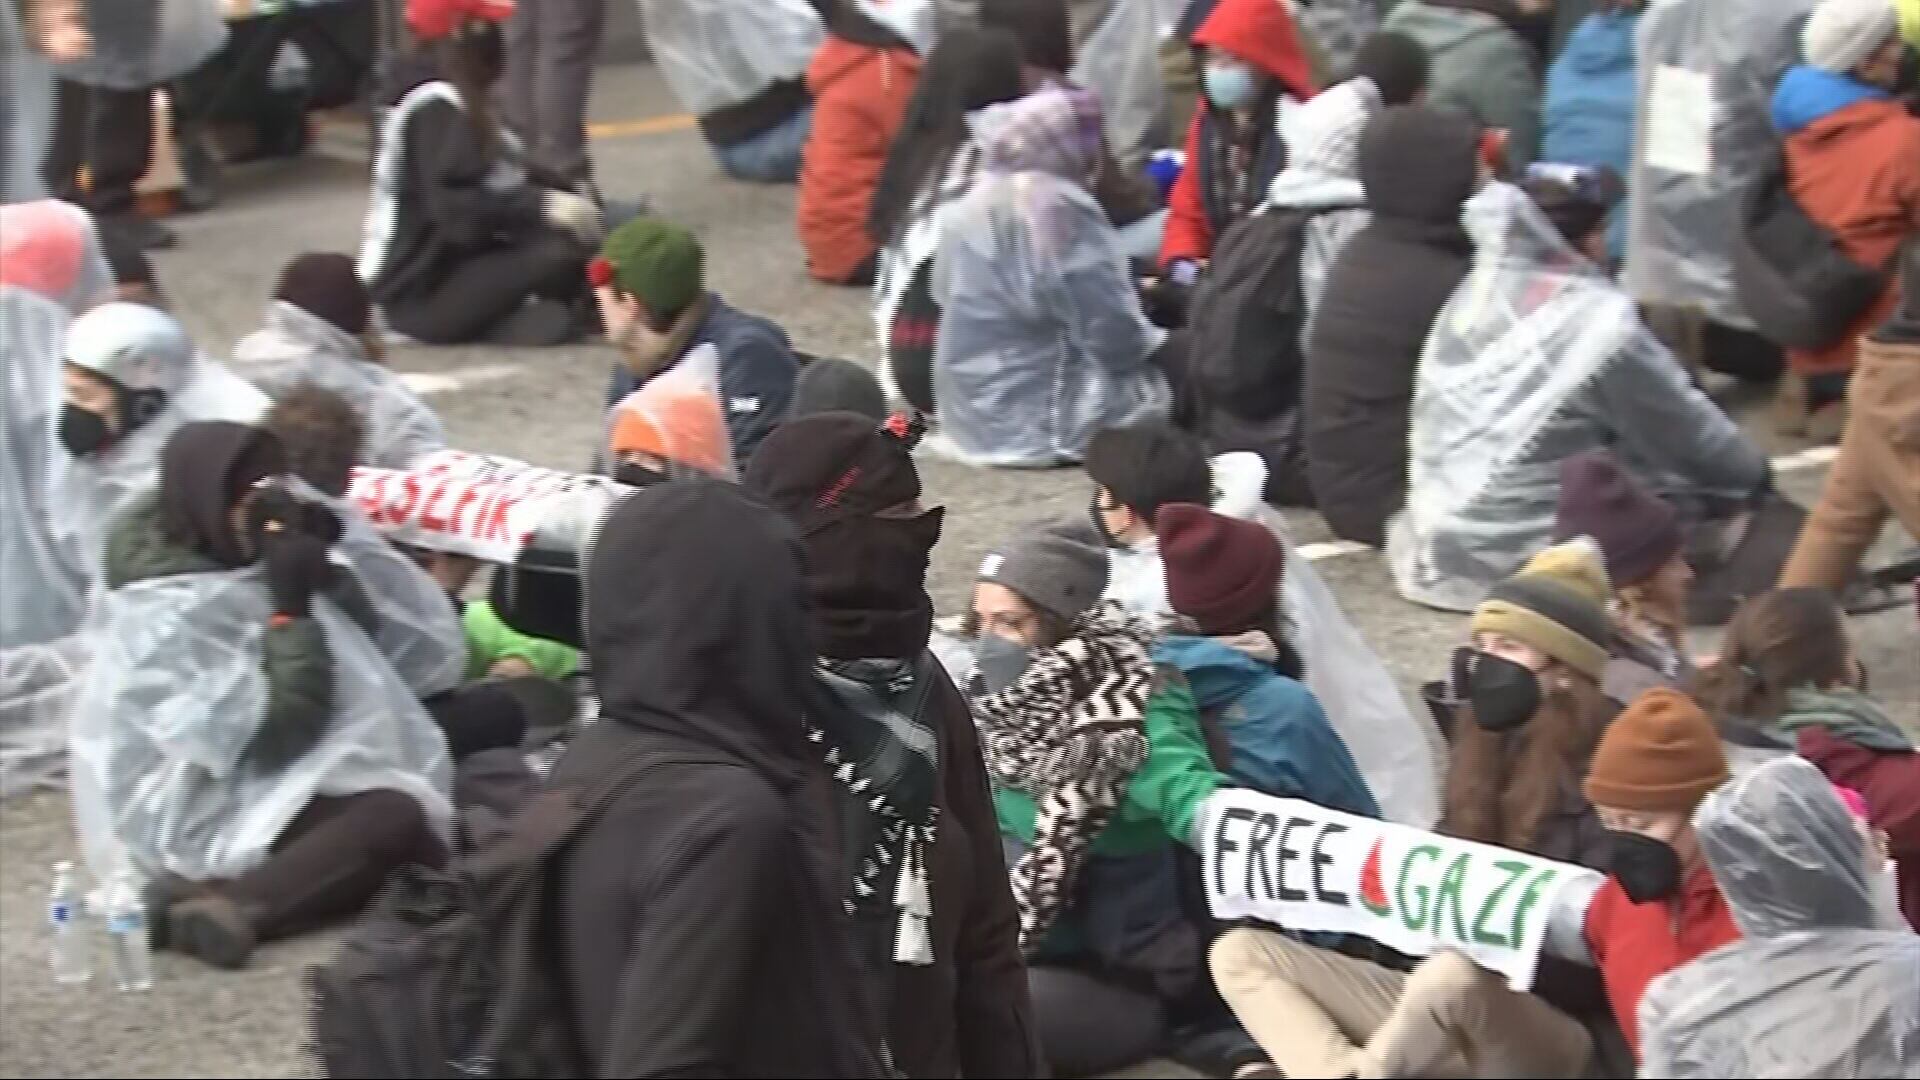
[588,114,698,139]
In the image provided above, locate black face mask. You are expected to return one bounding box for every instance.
[611,461,670,489]
[802,507,945,658]
[1605,830,1683,904]
[1089,494,1126,549]
[1467,650,1542,732]
[58,403,114,458]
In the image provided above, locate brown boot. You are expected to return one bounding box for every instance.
[168,892,258,970]
[142,873,203,952]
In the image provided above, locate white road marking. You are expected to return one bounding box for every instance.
[398,362,528,396]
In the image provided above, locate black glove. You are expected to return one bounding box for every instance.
[247,489,336,618]
[1141,276,1194,330]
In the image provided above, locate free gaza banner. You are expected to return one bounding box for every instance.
[1200,789,1603,990]
[346,450,625,563]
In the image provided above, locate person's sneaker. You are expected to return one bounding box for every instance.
[142,873,200,952]
[105,215,178,251]
[485,298,576,347]
[168,893,258,970]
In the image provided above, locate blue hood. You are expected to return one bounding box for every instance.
[1557,10,1638,77]
[1155,635,1275,710]
[1771,65,1889,136]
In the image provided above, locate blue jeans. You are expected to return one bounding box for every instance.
[709,105,812,184]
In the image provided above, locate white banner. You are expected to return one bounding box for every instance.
[346,450,625,563]
[1200,789,1603,991]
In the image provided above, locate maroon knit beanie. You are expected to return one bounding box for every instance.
[1553,450,1681,588]
[1158,503,1282,635]
[274,253,371,337]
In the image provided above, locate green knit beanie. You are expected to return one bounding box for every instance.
[599,217,704,318]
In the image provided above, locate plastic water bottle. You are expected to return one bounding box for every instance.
[104,871,153,993]
[48,862,91,985]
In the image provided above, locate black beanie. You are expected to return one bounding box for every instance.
[745,411,922,535]
[1351,31,1429,106]
[274,253,371,337]
[1084,422,1213,524]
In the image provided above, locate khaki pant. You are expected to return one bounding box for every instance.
[1211,928,1593,1079]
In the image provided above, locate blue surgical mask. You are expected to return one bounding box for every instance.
[1203,63,1260,110]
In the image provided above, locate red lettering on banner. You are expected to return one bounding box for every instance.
[419,476,454,532]
[482,493,517,542]
[447,483,485,536]
[357,473,389,526]
[395,475,423,523]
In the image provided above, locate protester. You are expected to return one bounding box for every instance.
[1770,0,1920,423]
[637,0,823,182]
[799,0,937,285]
[1554,451,1696,706]
[594,217,799,463]
[1304,104,1479,547]
[1063,0,1172,176]
[358,0,601,347]
[1541,0,1641,261]
[499,0,606,203]
[1388,178,1767,610]
[69,421,452,970]
[604,343,737,485]
[1153,503,1380,819]
[1693,587,1919,931]
[0,198,112,312]
[745,411,1044,1077]
[1638,757,1920,1078]
[1381,0,1545,168]
[790,355,890,420]
[551,483,887,1077]
[1213,541,1626,1079]
[932,85,1175,466]
[867,25,1028,412]
[1157,0,1317,278]
[967,522,1227,1075]
[1780,240,1920,587]
[232,253,447,470]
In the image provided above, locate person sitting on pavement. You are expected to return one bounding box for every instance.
[1541,0,1642,264]
[965,521,1231,1077]
[232,252,448,470]
[1157,0,1318,282]
[604,342,738,485]
[1636,756,1920,1078]
[1387,175,1769,611]
[1213,540,1630,1079]
[551,482,888,1077]
[1769,0,1920,432]
[359,0,603,347]
[1381,0,1546,167]
[71,421,452,972]
[799,0,937,286]
[0,198,112,314]
[593,216,798,464]
[745,411,1045,1077]
[932,84,1177,467]
[789,355,889,421]
[1693,587,1919,931]
[1152,503,1380,820]
[1305,104,1480,548]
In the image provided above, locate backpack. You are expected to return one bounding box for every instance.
[1185,206,1316,422]
[307,747,672,1078]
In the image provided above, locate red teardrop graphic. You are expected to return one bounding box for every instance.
[1359,838,1391,915]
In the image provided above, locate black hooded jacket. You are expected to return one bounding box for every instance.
[551,482,887,1079]
[1305,106,1481,547]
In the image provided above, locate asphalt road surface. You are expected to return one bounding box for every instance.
[1,60,1912,1080]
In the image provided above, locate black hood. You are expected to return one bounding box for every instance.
[158,421,286,568]
[585,481,825,790]
[1360,105,1483,226]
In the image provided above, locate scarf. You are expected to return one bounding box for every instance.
[810,656,942,968]
[1773,686,1914,753]
[620,292,712,384]
[972,602,1156,951]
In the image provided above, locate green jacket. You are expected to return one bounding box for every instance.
[462,600,580,681]
[993,669,1224,857]
[1384,0,1543,168]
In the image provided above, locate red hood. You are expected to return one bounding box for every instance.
[1192,0,1317,99]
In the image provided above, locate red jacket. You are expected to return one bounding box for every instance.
[798,37,921,284]
[1159,0,1316,267]
[1583,864,1742,1059]
[1796,725,1920,933]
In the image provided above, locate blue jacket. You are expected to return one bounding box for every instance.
[605,294,799,463]
[1543,10,1638,259]
[1155,635,1379,819]
[1770,65,1890,136]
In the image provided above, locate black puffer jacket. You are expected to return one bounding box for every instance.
[1304,106,1481,547]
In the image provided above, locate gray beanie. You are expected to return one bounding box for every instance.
[1803,0,1899,73]
[790,357,888,422]
[977,520,1109,622]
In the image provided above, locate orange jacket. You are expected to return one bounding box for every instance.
[798,38,922,284]
[1782,97,1920,376]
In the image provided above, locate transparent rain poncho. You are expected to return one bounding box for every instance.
[231,300,448,470]
[1,200,116,313]
[68,564,454,883]
[931,89,1171,466]
[1637,757,1920,1078]
[636,0,824,116]
[606,344,738,480]
[1069,0,1167,170]
[1622,0,1817,329]
[2,3,52,203]
[53,0,227,89]
[3,288,89,652]
[316,483,468,701]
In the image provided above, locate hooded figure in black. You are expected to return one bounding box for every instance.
[1305,104,1482,547]
[746,412,1043,1078]
[551,481,887,1078]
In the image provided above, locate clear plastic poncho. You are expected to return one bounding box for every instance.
[1069,0,1167,171]
[931,90,1171,466]
[1637,757,1920,1078]
[605,343,738,481]
[230,301,448,470]
[1621,0,1817,329]
[53,0,228,89]
[69,565,453,883]
[315,483,468,700]
[2,3,52,203]
[1388,183,1640,612]
[636,0,824,116]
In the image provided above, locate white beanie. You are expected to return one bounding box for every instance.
[1803,0,1899,73]
[65,301,193,396]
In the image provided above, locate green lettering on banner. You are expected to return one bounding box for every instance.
[1473,860,1532,947]
[1510,866,1558,948]
[1431,853,1473,942]
[1398,845,1441,932]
